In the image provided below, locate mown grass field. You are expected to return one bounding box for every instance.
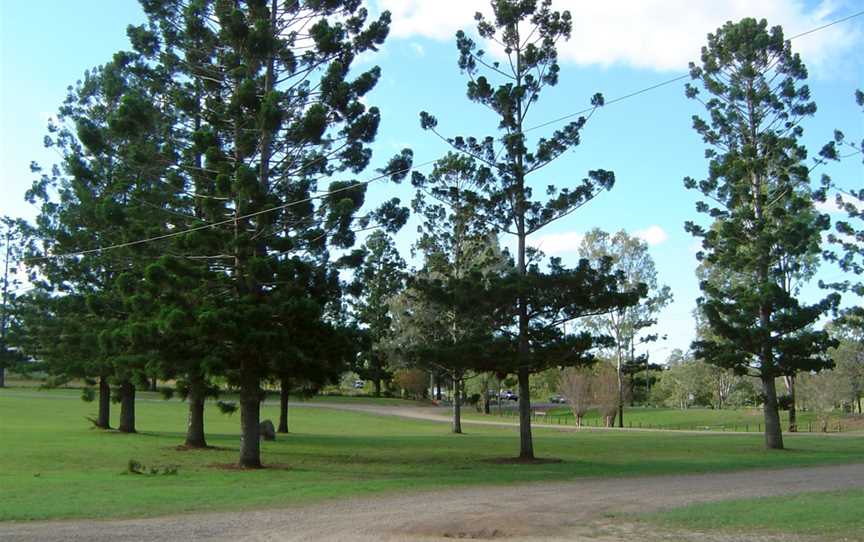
[641,489,864,539]
[2,387,863,522]
[474,404,855,433]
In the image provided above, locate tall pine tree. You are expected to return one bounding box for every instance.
[419,0,635,459]
[684,18,839,449]
[135,0,405,466]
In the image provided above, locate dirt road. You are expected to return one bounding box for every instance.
[282,401,862,437]
[2,463,862,542]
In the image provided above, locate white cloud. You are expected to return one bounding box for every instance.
[815,195,860,214]
[354,44,389,67]
[814,198,842,213]
[377,0,860,73]
[635,225,669,246]
[527,225,669,254]
[527,231,583,255]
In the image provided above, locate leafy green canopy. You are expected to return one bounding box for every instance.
[683,18,839,378]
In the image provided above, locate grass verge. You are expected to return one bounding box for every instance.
[641,489,864,539]
[1,388,863,522]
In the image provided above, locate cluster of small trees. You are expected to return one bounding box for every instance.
[0,1,860,464]
[557,365,620,427]
[649,350,759,411]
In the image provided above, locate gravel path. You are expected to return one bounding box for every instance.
[2,463,862,542]
[282,401,862,437]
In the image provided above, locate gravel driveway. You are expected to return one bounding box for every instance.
[2,463,862,542]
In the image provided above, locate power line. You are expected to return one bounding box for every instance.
[526,9,864,133]
[787,9,864,40]
[22,9,864,263]
[526,74,690,133]
[30,158,437,262]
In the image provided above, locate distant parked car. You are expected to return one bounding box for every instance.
[353,380,365,389]
[549,394,566,404]
[499,390,518,401]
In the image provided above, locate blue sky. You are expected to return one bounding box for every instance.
[1,1,862,362]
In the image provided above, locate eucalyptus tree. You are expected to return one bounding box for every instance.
[418,0,636,459]
[827,315,864,414]
[578,229,672,427]
[684,18,839,449]
[135,0,406,467]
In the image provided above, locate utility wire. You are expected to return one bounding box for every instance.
[22,9,864,263]
[526,9,864,133]
[29,159,437,262]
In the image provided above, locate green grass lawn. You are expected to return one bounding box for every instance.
[1,388,863,522]
[473,405,850,433]
[642,489,864,539]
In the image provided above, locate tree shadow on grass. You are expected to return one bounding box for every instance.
[483,457,563,465]
[209,462,292,471]
[172,444,232,452]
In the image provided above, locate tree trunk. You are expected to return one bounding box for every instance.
[483,393,491,415]
[96,376,111,429]
[617,384,624,427]
[373,377,381,397]
[516,218,534,459]
[185,374,207,448]
[717,380,724,410]
[278,376,289,434]
[435,373,442,401]
[857,396,862,414]
[616,348,624,428]
[149,377,157,392]
[517,366,533,459]
[118,381,136,433]
[0,367,4,388]
[761,375,784,449]
[452,376,462,434]
[238,373,262,468]
[785,375,797,433]
[575,414,582,427]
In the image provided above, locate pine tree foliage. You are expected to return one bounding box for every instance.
[418,0,637,459]
[23,54,177,431]
[818,89,864,327]
[683,18,840,449]
[12,0,403,466]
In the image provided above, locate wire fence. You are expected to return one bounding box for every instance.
[486,407,849,433]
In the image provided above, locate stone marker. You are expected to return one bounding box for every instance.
[260,419,276,441]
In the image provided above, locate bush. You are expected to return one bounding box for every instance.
[392,369,428,399]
